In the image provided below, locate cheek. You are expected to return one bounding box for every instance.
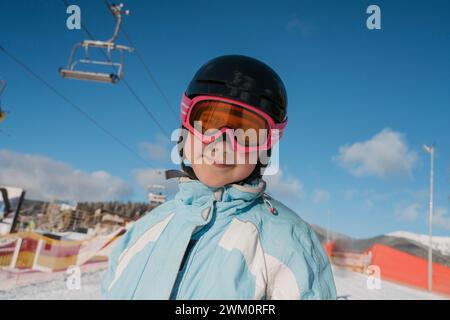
[236,150,259,165]
[184,134,193,162]
[184,133,203,163]
[234,163,257,178]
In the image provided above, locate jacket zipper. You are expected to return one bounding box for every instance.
[171,232,204,299]
[164,224,198,299]
[169,236,199,299]
[172,207,216,299]
[171,191,221,299]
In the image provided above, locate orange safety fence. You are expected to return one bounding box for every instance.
[322,240,450,296]
[323,241,335,257]
[369,243,450,296]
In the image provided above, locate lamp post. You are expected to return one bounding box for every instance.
[423,144,435,292]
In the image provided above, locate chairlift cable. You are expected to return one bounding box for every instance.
[101,0,179,121]
[121,28,179,120]
[0,79,6,96]
[122,79,171,139]
[0,45,152,167]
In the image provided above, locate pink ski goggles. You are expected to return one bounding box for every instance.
[181,93,287,152]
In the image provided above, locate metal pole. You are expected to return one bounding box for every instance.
[428,146,434,291]
[424,144,435,292]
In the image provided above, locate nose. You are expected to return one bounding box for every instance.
[209,131,234,161]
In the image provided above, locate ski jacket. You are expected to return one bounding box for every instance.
[102,178,336,299]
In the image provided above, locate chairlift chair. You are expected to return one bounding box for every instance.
[59,3,134,84]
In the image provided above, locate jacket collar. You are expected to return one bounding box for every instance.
[175,177,266,215]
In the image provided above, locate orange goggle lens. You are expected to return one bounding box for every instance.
[188,100,269,146]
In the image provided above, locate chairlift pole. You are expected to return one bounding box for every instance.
[423,144,435,292]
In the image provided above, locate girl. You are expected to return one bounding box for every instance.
[102,55,337,299]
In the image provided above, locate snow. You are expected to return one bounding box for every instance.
[1,263,448,300]
[333,266,447,300]
[388,231,450,256]
[0,222,11,235]
[0,262,107,300]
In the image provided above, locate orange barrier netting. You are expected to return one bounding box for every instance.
[369,243,450,296]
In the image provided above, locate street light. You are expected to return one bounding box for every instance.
[423,144,435,292]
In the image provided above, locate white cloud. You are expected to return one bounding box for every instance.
[396,203,421,222]
[132,168,179,196]
[264,169,303,200]
[342,188,394,212]
[312,188,330,204]
[434,207,450,230]
[343,188,392,202]
[335,128,417,179]
[0,149,132,201]
[138,135,172,163]
[343,189,358,201]
[139,142,168,163]
[285,16,301,32]
[285,14,315,37]
[395,204,450,229]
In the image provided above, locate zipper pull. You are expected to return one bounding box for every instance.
[263,194,277,215]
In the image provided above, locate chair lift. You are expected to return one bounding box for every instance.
[59,3,134,84]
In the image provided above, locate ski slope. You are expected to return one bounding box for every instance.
[1,264,448,300]
[0,262,106,300]
[333,266,447,300]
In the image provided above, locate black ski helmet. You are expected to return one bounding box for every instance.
[185,55,288,123]
[176,55,288,182]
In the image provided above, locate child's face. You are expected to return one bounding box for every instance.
[184,132,257,187]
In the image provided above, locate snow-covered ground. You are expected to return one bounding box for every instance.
[388,231,450,256]
[1,264,448,300]
[333,266,447,300]
[0,262,106,300]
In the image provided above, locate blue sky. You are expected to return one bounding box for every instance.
[0,0,449,238]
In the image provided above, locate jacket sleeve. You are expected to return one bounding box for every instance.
[266,222,337,300]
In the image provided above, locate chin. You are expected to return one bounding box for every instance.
[195,172,231,188]
[200,178,228,188]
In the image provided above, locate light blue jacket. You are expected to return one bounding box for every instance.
[102,178,336,299]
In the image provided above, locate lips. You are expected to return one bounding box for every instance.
[202,155,235,168]
[212,162,234,168]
